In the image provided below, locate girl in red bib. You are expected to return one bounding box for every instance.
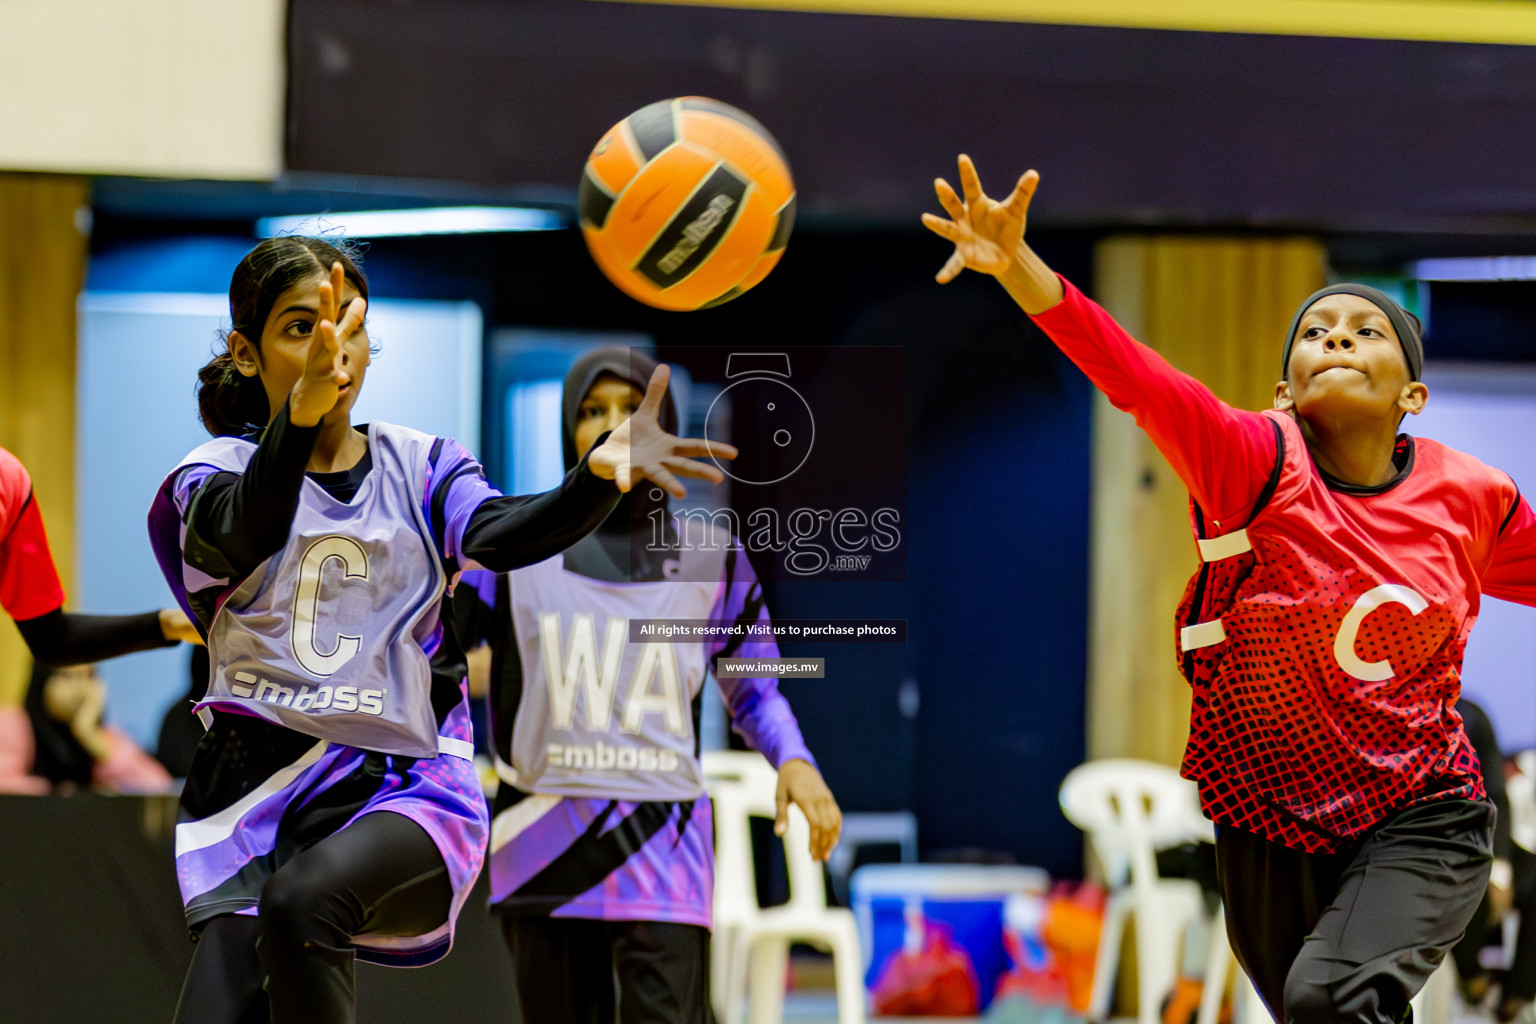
[923,155,1536,1024]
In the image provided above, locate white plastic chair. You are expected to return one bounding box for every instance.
[826,810,919,906]
[1199,901,1271,1024]
[1059,759,1219,1024]
[703,750,782,1018]
[702,750,865,1024]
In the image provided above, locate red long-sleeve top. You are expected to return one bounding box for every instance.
[0,447,65,622]
[1033,278,1536,851]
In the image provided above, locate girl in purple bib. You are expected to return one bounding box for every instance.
[148,236,731,1024]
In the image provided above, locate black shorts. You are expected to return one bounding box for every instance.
[500,915,713,1024]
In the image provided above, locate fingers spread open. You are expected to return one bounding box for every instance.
[1000,170,1040,224]
[671,436,735,460]
[638,363,671,416]
[641,463,685,499]
[921,213,963,243]
[319,263,344,326]
[317,277,334,326]
[329,262,345,318]
[958,153,986,207]
[934,178,967,223]
[309,315,340,370]
[662,455,724,484]
[337,295,368,337]
[936,250,966,284]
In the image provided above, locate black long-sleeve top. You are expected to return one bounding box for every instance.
[164,406,621,734]
[15,609,173,668]
[180,405,621,588]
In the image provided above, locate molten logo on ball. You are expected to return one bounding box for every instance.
[577,96,796,311]
[656,194,737,276]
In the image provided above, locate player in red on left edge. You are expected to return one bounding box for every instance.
[0,446,198,664]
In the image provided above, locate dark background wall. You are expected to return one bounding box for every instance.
[289,0,1536,233]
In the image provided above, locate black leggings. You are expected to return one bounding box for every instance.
[1216,798,1493,1024]
[172,811,453,1024]
[501,915,714,1024]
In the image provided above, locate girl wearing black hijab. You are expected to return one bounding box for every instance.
[459,347,839,1024]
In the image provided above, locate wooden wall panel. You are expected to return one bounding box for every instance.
[1087,236,1326,763]
[0,174,88,705]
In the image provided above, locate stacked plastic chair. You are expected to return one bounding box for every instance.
[1060,759,1255,1024]
[702,749,866,1024]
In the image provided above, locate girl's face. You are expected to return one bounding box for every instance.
[574,374,644,460]
[1276,294,1427,425]
[230,273,370,427]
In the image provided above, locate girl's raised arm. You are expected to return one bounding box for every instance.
[441,365,735,574]
[923,154,1279,527]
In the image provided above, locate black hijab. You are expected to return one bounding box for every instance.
[1280,283,1424,382]
[560,346,680,582]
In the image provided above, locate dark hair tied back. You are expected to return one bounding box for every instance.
[196,234,369,437]
[196,351,271,438]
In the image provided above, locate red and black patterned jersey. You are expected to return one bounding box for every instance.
[1032,279,1536,853]
[0,446,65,622]
[1176,411,1529,851]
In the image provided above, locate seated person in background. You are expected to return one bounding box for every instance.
[0,663,172,794]
[1452,697,1536,1022]
[155,645,208,779]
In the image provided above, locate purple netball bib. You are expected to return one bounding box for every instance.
[503,520,728,802]
[178,422,447,757]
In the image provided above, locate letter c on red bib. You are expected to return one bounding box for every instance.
[1333,583,1429,682]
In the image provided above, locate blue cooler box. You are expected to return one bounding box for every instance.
[851,864,1051,1010]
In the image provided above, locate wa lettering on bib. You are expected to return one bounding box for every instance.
[503,527,728,802]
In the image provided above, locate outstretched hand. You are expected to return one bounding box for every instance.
[159,608,203,645]
[289,262,367,427]
[587,364,738,498]
[921,154,1039,284]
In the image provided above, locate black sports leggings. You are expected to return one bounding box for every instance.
[1216,798,1493,1024]
[501,915,714,1024]
[172,811,453,1024]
